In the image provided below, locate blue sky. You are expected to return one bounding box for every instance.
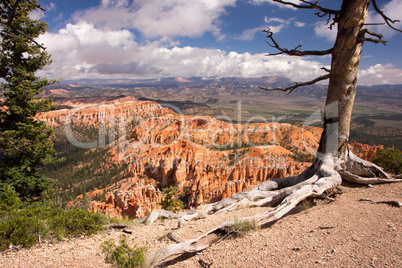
[33,0,402,85]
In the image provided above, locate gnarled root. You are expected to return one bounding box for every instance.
[146,166,318,226]
[338,150,402,184]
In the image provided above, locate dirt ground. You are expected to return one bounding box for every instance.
[1,182,401,268]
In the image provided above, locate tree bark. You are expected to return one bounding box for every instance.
[321,0,370,157]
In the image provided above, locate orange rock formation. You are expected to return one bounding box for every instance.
[38,97,381,218]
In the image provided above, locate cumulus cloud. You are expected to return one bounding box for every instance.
[73,0,236,40]
[359,64,385,79]
[358,63,402,85]
[33,0,401,85]
[37,20,402,85]
[37,21,330,81]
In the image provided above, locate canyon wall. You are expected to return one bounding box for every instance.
[39,97,381,218]
[38,96,172,127]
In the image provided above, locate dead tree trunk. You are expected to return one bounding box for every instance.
[318,0,393,182]
[322,0,368,157]
[144,1,402,266]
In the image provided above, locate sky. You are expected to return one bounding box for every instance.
[32,0,402,85]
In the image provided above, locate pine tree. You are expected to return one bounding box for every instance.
[0,0,57,201]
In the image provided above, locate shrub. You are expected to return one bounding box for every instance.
[49,208,104,239]
[0,205,106,251]
[0,184,22,213]
[161,186,184,213]
[225,218,259,238]
[102,236,147,268]
[0,207,48,251]
[372,148,401,175]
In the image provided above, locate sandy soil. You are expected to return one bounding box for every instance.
[1,182,401,268]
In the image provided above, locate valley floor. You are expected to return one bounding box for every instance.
[1,182,401,268]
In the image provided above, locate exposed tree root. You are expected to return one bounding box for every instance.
[359,198,402,207]
[144,151,401,267]
[338,151,401,184]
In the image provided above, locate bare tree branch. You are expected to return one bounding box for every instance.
[359,37,387,45]
[260,74,330,95]
[358,29,387,45]
[272,0,340,15]
[364,23,385,26]
[371,0,402,33]
[261,27,332,94]
[26,0,45,11]
[321,67,331,73]
[264,29,333,56]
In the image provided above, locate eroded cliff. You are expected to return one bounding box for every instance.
[39,97,380,218]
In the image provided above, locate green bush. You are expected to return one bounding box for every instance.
[0,205,107,251]
[161,186,184,213]
[50,208,103,239]
[0,184,22,213]
[0,207,48,250]
[102,236,146,268]
[372,148,401,175]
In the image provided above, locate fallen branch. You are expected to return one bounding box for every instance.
[122,229,133,235]
[104,223,128,229]
[319,226,335,229]
[167,231,180,243]
[359,198,402,207]
[198,258,213,268]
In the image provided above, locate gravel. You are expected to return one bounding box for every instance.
[1,182,401,268]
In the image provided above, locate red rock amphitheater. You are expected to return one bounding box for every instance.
[39,97,379,218]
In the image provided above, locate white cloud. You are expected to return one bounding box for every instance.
[263,16,290,33]
[236,16,292,41]
[37,21,402,85]
[29,2,56,20]
[33,0,401,86]
[264,17,286,24]
[236,16,307,41]
[29,9,45,20]
[73,0,236,40]
[359,64,385,79]
[235,27,264,41]
[101,0,129,7]
[314,21,337,42]
[48,2,56,11]
[37,21,329,81]
[358,63,402,85]
[367,0,402,38]
[294,21,306,27]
